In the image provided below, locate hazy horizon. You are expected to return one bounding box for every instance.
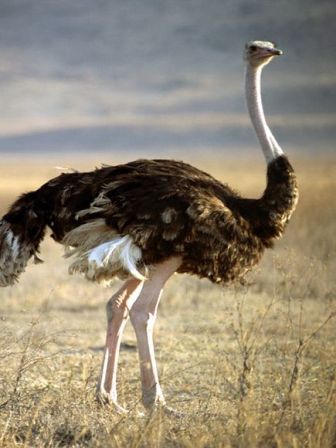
[1,0,335,158]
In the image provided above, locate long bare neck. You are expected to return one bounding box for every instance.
[245,64,283,164]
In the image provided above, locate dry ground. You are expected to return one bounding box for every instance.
[0,153,335,447]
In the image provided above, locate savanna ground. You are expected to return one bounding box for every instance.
[0,152,335,447]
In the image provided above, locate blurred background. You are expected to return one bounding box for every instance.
[0,0,335,160]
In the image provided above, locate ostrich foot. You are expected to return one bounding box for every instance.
[96,391,128,414]
[140,388,184,417]
[162,404,185,418]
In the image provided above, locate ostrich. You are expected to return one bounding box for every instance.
[0,41,298,413]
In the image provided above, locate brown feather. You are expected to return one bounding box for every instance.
[0,156,298,286]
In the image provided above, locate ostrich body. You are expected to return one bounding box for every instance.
[0,41,298,412]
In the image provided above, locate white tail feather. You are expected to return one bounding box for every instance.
[87,236,145,281]
[63,220,146,283]
[0,220,32,286]
[120,238,144,280]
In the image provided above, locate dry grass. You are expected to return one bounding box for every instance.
[0,153,335,447]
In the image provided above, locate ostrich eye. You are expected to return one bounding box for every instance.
[250,45,257,52]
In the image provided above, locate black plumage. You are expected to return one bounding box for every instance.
[0,155,298,287]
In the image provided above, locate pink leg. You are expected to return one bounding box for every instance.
[129,257,181,409]
[97,277,143,412]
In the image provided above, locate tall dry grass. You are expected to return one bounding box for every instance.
[0,153,335,447]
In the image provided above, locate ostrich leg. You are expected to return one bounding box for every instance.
[129,257,181,409]
[97,278,144,412]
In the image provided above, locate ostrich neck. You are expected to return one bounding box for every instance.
[245,64,283,164]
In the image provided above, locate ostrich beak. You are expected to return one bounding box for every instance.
[257,47,283,61]
[270,48,283,56]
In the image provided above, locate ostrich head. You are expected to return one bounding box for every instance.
[245,40,283,67]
